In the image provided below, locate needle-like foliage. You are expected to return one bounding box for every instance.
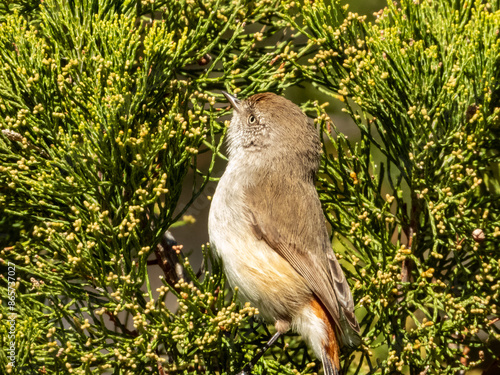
[286,0,500,373]
[1,0,499,374]
[0,1,311,374]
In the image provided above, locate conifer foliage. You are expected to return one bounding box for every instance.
[1,0,499,374]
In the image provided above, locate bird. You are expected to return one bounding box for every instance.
[208,91,360,375]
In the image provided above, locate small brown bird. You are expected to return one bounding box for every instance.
[208,92,360,375]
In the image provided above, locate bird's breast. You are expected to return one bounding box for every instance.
[208,169,311,322]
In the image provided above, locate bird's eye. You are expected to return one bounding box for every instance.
[247,115,257,125]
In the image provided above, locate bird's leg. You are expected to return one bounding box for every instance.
[238,320,290,375]
[237,331,282,375]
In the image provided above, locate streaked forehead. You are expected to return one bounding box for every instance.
[245,92,290,110]
[247,92,278,103]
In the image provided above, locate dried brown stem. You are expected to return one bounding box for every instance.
[154,231,189,288]
[1,129,49,158]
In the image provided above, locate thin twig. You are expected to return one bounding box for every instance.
[1,129,49,158]
[154,231,189,288]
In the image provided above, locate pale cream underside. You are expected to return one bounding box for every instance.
[209,159,328,359]
[209,206,327,359]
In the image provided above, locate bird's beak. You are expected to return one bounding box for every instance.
[222,91,241,112]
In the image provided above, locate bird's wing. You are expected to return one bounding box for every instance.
[244,176,360,347]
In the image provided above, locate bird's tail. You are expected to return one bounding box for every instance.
[322,349,341,375]
[309,298,342,375]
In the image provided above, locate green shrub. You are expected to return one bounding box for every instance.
[287,0,500,373]
[0,1,306,373]
[1,0,499,374]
